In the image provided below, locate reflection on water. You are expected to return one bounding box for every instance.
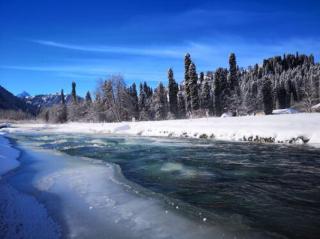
[13,133,320,239]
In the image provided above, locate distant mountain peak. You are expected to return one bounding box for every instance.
[17,91,31,98]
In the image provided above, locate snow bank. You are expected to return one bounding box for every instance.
[312,103,320,111]
[0,184,60,239]
[0,134,20,177]
[0,123,10,129]
[3,113,320,145]
[272,108,299,114]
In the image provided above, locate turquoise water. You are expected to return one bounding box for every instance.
[13,133,320,239]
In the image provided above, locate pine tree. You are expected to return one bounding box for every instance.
[214,68,229,115]
[201,79,211,112]
[61,89,65,105]
[188,63,199,111]
[139,83,149,120]
[85,91,92,104]
[228,53,241,115]
[129,82,139,118]
[214,69,222,116]
[177,90,186,118]
[199,72,204,85]
[58,89,67,123]
[139,83,145,110]
[184,53,192,111]
[153,82,168,120]
[71,81,77,104]
[199,72,205,109]
[102,80,119,121]
[262,77,273,115]
[277,81,287,109]
[143,82,153,98]
[229,53,238,90]
[168,68,179,117]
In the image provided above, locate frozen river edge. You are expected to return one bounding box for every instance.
[0,134,275,239]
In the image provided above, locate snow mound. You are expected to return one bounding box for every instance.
[312,103,320,111]
[220,112,233,118]
[113,123,130,133]
[0,135,20,177]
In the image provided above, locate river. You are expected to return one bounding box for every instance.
[2,133,320,239]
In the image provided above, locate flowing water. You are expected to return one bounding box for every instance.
[9,133,320,239]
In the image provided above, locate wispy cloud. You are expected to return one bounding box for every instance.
[0,64,167,83]
[0,65,110,74]
[30,40,184,58]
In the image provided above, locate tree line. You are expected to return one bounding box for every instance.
[40,52,320,123]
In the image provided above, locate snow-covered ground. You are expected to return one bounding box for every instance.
[0,134,20,177]
[0,183,60,239]
[3,113,320,145]
[0,134,60,239]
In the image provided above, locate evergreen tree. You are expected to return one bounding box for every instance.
[244,80,259,114]
[214,68,229,115]
[153,82,168,120]
[102,80,119,121]
[85,91,92,104]
[177,90,186,118]
[188,63,199,111]
[277,81,287,109]
[229,53,238,90]
[129,82,139,118]
[71,81,77,104]
[139,83,149,120]
[184,53,192,111]
[262,77,273,115]
[214,69,222,116]
[168,68,179,117]
[199,72,204,85]
[228,53,241,115]
[139,83,146,110]
[201,79,211,112]
[198,72,205,109]
[58,89,67,123]
[61,89,65,105]
[143,82,153,98]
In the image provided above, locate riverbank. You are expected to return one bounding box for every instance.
[0,134,20,177]
[0,135,60,239]
[3,113,320,146]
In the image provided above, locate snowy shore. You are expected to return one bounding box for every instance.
[0,134,20,177]
[0,135,60,239]
[3,113,320,145]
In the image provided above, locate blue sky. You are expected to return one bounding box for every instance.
[1,0,320,96]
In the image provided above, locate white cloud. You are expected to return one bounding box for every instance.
[31,40,184,58]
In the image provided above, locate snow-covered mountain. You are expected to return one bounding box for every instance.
[23,93,83,111]
[0,85,83,114]
[16,91,31,99]
[0,85,35,114]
